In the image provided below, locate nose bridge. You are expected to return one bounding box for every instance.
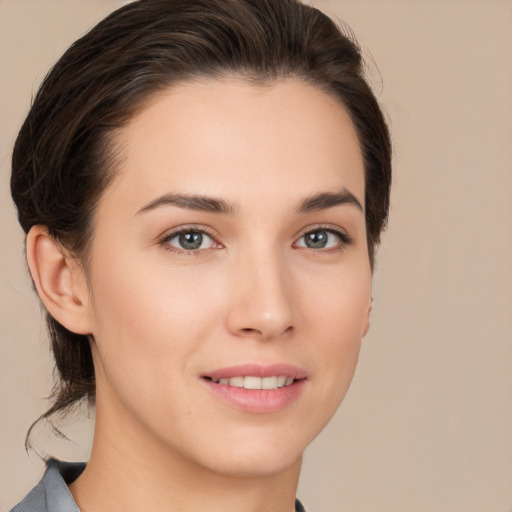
[227,242,295,340]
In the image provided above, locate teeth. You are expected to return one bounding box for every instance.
[261,376,278,389]
[212,375,295,390]
[229,376,244,388]
[243,376,262,389]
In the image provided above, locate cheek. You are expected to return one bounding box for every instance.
[86,262,225,442]
[298,255,371,335]
[90,250,220,337]
[296,258,370,389]
[86,254,223,399]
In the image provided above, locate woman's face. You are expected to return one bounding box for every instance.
[83,78,371,477]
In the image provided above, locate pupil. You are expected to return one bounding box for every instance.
[306,231,327,249]
[179,232,202,250]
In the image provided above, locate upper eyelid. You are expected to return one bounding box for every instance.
[159,224,218,242]
[296,224,350,239]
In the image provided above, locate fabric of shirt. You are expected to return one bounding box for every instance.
[9,459,307,512]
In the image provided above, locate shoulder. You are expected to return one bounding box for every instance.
[9,459,85,512]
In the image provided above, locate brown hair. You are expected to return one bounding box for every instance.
[11,0,391,445]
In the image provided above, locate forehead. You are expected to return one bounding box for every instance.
[101,78,365,213]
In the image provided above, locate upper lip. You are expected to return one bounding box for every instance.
[202,364,307,381]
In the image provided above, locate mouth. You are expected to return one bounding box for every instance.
[201,364,307,413]
[203,375,300,390]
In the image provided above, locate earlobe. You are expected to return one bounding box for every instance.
[26,225,93,335]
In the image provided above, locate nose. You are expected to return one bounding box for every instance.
[225,250,295,341]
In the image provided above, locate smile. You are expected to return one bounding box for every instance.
[206,375,296,389]
[202,364,307,413]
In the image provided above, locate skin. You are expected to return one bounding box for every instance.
[27,78,371,512]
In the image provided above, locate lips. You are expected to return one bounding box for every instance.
[201,364,307,413]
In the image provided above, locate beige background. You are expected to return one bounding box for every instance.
[1,0,511,511]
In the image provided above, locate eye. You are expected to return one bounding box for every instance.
[162,229,217,252]
[295,228,350,250]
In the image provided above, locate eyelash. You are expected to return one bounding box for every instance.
[295,225,352,252]
[159,225,219,255]
[158,224,352,255]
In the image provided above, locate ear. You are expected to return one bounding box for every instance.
[26,225,93,335]
[361,299,373,338]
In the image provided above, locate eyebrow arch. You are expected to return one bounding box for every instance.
[136,193,239,216]
[296,188,364,213]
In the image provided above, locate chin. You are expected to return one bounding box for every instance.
[182,423,312,478]
[207,447,303,478]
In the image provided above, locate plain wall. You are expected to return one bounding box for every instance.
[1,1,511,511]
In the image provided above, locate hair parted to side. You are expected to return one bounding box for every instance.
[11,0,391,448]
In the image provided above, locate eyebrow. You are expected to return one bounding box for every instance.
[296,189,364,213]
[137,193,239,216]
[136,188,363,217]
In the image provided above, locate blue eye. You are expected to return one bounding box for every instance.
[164,230,215,251]
[296,229,348,250]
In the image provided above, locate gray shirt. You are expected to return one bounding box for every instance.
[10,459,307,512]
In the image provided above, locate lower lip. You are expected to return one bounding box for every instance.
[202,379,307,413]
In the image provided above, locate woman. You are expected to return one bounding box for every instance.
[10,0,391,511]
